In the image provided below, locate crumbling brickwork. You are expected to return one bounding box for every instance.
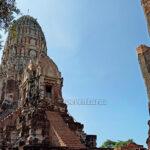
[0,15,96,149]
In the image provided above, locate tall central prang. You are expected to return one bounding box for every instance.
[0,16,97,149]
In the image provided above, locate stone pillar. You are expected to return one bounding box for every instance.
[139,3,150,148]
[136,45,150,148]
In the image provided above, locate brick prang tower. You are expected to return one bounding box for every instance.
[0,16,97,150]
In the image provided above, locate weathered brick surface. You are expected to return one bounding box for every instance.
[46,111,86,149]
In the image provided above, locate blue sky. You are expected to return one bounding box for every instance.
[1,0,149,147]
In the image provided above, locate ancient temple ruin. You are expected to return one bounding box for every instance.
[137,0,150,149]
[0,15,97,150]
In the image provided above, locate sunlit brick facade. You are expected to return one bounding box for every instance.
[0,15,96,150]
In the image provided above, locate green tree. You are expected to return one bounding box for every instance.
[0,0,20,49]
[101,139,134,148]
[101,139,116,148]
[0,0,20,29]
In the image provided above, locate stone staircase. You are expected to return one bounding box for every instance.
[46,111,86,149]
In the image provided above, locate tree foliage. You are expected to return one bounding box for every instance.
[0,0,20,30]
[101,140,116,148]
[101,139,134,148]
[0,0,20,49]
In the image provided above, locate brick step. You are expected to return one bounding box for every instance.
[46,111,85,149]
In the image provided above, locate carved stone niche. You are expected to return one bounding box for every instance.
[5,79,19,103]
[45,84,52,99]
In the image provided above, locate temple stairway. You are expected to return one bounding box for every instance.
[46,111,86,149]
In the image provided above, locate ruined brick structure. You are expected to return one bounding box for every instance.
[137,0,150,149]
[114,142,146,150]
[0,15,97,150]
